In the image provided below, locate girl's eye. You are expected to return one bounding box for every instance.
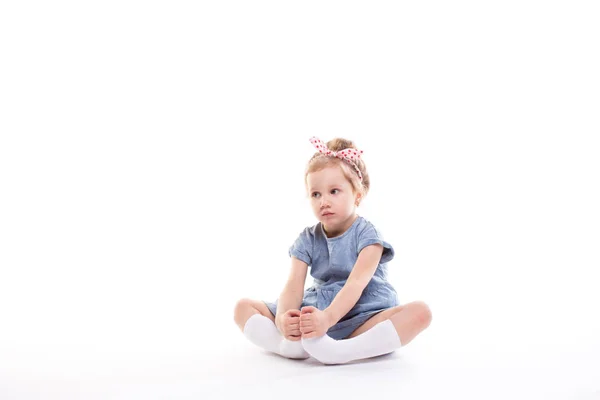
[311,192,320,198]
[331,189,339,194]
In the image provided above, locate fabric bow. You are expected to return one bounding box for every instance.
[309,136,363,181]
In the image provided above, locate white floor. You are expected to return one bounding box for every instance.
[1,320,599,400]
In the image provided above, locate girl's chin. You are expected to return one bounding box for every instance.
[320,217,337,226]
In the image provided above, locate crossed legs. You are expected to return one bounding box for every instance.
[234,299,432,364]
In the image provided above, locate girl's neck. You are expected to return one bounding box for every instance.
[323,213,358,238]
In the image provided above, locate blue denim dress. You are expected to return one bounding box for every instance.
[264,216,399,340]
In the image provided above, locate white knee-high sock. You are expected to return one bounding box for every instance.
[243,314,309,359]
[301,319,402,365]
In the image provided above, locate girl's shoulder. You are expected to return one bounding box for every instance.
[294,221,323,240]
[354,216,388,240]
[354,215,379,232]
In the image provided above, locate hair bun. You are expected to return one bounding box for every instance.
[327,138,356,152]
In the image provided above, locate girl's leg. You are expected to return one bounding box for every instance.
[233,298,309,360]
[348,301,432,345]
[233,298,274,331]
[301,301,432,365]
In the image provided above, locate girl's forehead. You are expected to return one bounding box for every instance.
[307,166,350,186]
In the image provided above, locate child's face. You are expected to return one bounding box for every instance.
[306,165,361,237]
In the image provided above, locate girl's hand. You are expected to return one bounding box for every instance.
[299,306,332,339]
[276,309,302,341]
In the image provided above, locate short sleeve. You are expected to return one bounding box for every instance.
[357,223,395,264]
[288,228,313,266]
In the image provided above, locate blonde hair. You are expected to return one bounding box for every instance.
[304,138,370,202]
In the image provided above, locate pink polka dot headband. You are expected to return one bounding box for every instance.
[309,136,364,181]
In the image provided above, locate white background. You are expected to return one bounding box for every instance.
[1,1,599,399]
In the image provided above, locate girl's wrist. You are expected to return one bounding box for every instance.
[323,309,337,328]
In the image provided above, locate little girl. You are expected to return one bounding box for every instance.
[233,137,432,364]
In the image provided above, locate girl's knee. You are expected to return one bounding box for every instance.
[233,298,254,321]
[412,301,432,329]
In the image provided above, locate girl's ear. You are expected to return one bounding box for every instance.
[355,192,362,206]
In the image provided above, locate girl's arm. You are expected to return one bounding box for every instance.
[323,244,383,327]
[275,257,308,329]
